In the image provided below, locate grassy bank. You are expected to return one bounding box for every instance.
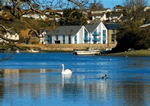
[103,50,150,56]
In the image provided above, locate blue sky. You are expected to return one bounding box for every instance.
[102,0,123,9]
[33,0,150,9]
[102,0,150,9]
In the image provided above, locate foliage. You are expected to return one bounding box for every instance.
[89,0,103,9]
[114,0,150,51]
[59,8,87,26]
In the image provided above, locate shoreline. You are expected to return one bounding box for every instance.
[0,49,150,57]
[101,50,150,56]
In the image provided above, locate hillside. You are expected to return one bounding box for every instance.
[0,18,56,35]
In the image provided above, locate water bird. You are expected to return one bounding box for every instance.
[110,59,112,61]
[61,64,72,74]
[102,74,107,79]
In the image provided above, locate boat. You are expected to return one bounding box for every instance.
[27,49,39,53]
[73,47,100,55]
[14,49,20,53]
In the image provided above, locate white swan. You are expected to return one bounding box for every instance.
[61,64,72,74]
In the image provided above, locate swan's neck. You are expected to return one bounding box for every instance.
[62,66,65,72]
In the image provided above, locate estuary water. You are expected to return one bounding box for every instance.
[0,52,150,106]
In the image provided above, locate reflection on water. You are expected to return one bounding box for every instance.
[0,68,150,106]
[0,53,150,105]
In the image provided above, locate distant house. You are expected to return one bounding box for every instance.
[37,29,48,44]
[85,22,107,44]
[144,6,150,11]
[22,13,46,20]
[109,13,123,22]
[47,26,89,44]
[120,16,128,22]
[27,29,48,44]
[80,9,90,18]
[91,9,107,14]
[30,33,40,44]
[0,30,19,43]
[92,13,107,21]
[113,5,124,12]
[105,8,113,12]
[104,23,119,48]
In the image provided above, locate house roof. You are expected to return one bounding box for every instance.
[111,13,122,17]
[104,23,119,30]
[47,26,83,35]
[114,5,124,9]
[92,13,105,17]
[8,30,17,35]
[85,22,100,32]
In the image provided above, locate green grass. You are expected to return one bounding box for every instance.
[104,50,150,56]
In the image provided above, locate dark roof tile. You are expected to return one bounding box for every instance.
[104,23,119,30]
[47,26,82,35]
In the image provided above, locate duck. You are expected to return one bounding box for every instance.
[61,64,72,74]
[102,74,107,79]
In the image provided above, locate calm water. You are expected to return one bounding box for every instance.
[0,53,150,106]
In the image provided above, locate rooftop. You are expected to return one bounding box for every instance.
[48,26,83,35]
[104,23,119,29]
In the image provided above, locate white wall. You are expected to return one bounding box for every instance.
[47,23,109,44]
[4,32,19,41]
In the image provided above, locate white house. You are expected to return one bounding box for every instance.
[85,22,107,44]
[37,29,48,44]
[92,13,107,21]
[91,9,107,14]
[46,22,119,45]
[109,13,123,22]
[113,5,124,12]
[46,22,108,44]
[47,26,89,44]
[0,31,19,43]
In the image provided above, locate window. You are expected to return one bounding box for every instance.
[74,35,77,44]
[56,35,58,40]
[93,29,97,35]
[93,36,97,44]
[84,30,88,43]
[68,35,71,44]
[111,34,115,44]
[103,30,106,44]
[63,35,65,44]
[47,35,52,44]
[112,30,115,34]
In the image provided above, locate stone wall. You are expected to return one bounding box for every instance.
[18,43,117,52]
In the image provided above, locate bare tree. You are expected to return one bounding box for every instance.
[115,0,150,51]
[89,0,103,9]
[1,0,91,20]
[122,0,148,31]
